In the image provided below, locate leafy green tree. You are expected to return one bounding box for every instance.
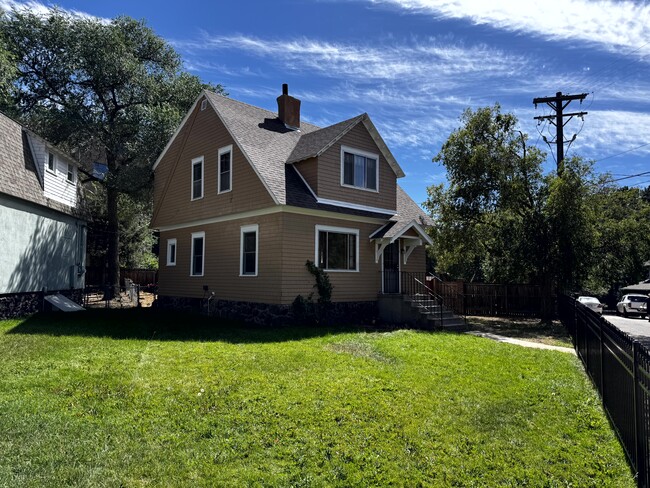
[584,185,650,297]
[426,105,596,318]
[1,9,224,293]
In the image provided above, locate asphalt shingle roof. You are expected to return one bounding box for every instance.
[203,91,430,227]
[0,112,78,217]
[205,91,321,205]
[286,114,366,164]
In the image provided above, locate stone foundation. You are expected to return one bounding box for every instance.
[0,289,83,320]
[156,295,378,326]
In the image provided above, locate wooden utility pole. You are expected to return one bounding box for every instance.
[533,92,588,174]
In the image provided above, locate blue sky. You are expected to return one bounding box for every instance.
[3,0,650,206]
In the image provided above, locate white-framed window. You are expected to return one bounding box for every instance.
[47,152,55,173]
[191,156,204,200]
[340,145,379,192]
[315,225,359,272]
[240,224,258,277]
[66,163,75,183]
[200,99,207,111]
[166,238,177,266]
[218,145,232,194]
[190,231,205,277]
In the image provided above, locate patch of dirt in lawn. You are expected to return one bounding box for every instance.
[85,291,156,309]
[466,316,573,348]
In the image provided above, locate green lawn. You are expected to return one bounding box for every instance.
[0,310,634,487]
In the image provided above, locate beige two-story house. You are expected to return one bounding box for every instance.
[151,85,433,324]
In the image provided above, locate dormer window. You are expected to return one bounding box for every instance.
[341,145,378,192]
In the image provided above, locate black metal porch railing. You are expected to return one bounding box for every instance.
[559,294,650,487]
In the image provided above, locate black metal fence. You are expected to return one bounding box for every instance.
[559,294,650,487]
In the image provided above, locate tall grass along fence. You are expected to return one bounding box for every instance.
[559,294,650,487]
[426,276,546,317]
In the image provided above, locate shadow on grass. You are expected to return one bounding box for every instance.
[7,309,363,344]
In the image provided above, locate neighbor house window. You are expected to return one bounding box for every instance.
[191,232,205,276]
[191,156,204,200]
[66,163,75,183]
[240,224,258,276]
[166,238,177,266]
[218,145,232,194]
[341,145,378,191]
[315,225,359,272]
[47,152,55,172]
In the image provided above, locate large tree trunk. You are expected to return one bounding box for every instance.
[106,185,120,299]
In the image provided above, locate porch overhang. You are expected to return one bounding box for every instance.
[370,219,433,264]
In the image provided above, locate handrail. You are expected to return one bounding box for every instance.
[403,272,444,326]
[427,273,466,323]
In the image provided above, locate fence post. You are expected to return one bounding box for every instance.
[633,341,642,480]
[599,317,605,400]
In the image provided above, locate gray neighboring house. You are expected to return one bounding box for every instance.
[0,111,86,318]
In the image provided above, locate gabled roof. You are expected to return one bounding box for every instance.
[204,91,320,205]
[159,90,406,205]
[286,113,404,178]
[0,112,80,217]
[370,186,434,244]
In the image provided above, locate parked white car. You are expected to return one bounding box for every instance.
[616,294,648,318]
[577,296,604,315]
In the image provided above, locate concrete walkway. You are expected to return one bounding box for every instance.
[466,331,576,354]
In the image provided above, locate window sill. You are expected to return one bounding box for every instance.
[340,183,379,193]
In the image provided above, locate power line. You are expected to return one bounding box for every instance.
[594,142,650,162]
[606,171,650,183]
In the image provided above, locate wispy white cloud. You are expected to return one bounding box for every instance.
[173,34,529,87]
[370,0,650,54]
[0,0,105,20]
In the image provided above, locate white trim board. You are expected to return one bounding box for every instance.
[153,205,387,233]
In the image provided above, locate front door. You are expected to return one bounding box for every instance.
[383,241,400,294]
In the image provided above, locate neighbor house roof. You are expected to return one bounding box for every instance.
[0,112,80,217]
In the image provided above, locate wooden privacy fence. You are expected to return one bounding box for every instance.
[559,294,650,487]
[426,277,545,317]
[85,267,158,287]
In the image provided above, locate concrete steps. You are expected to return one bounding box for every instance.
[403,295,468,332]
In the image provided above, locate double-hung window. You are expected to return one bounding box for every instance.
[166,238,177,266]
[341,145,378,191]
[240,224,258,276]
[218,145,232,194]
[315,225,359,272]
[66,163,75,183]
[191,232,205,276]
[191,156,204,200]
[47,152,55,173]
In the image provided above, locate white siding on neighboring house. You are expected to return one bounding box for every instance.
[28,134,78,208]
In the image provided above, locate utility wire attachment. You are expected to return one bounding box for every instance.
[533,92,588,174]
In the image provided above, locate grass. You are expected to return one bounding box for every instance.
[466,316,573,348]
[0,310,633,487]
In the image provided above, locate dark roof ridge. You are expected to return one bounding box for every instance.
[204,90,321,132]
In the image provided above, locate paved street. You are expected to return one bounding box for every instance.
[604,313,650,344]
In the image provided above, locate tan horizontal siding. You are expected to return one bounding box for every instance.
[158,213,283,303]
[400,244,426,274]
[294,158,318,193]
[152,97,274,228]
[280,213,383,304]
[315,123,397,210]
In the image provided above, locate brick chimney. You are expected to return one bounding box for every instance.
[276,83,301,129]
